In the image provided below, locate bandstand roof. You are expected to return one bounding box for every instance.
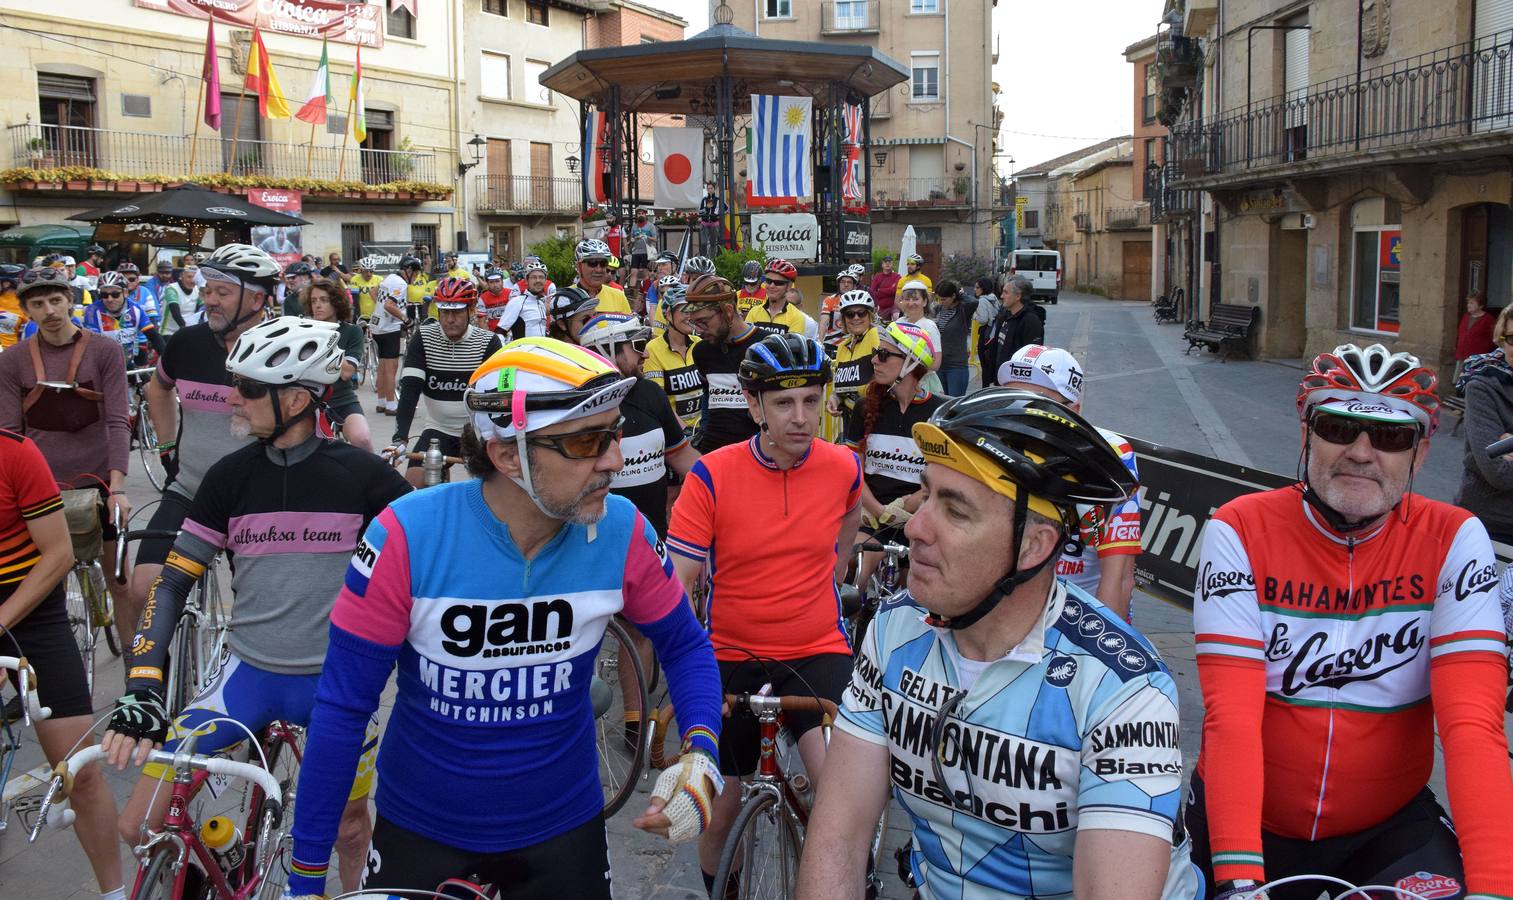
[540,23,909,114]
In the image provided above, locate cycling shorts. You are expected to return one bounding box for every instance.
[374,331,402,360]
[144,652,378,801]
[716,653,852,777]
[135,489,194,569]
[4,582,93,719]
[406,429,462,472]
[1186,774,1466,900]
[328,398,364,420]
[362,811,611,898]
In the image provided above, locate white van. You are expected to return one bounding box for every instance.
[1007,249,1062,304]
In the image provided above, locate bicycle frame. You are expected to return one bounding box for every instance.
[738,695,815,832]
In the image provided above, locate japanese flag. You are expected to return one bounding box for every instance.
[654,127,704,209]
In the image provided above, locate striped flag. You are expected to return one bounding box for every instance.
[583,109,610,205]
[245,28,291,120]
[201,16,221,130]
[296,39,333,125]
[349,48,367,142]
[842,103,864,201]
[750,94,812,198]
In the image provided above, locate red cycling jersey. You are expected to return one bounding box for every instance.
[667,435,860,662]
[1193,487,1511,895]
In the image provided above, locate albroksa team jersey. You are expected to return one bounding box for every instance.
[839,581,1196,899]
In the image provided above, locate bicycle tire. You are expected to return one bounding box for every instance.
[86,560,122,658]
[137,407,166,492]
[712,789,804,900]
[250,728,303,899]
[595,618,648,818]
[62,568,96,698]
[194,571,228,692]
[132,843,211,900]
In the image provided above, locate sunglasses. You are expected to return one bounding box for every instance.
[842,309,871,320]
[99,290,123,299]
[764,278,790,287]
[581,259,610,269]
[615,339,649,355]
[1311,413,1420,453]
[526,416,625,459]
[230,374,277,400]
[872,347,906,363]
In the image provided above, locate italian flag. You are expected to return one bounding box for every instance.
[349,47,366,143]
[295,38,332,125]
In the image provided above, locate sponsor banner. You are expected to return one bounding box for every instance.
[751,213,819,260]
[842,217,872,260]
[133,0,383,48]
[1127,436,1512,609]
[246,189,303,271]
[356,241,417,275]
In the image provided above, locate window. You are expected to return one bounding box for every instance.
[641,35,660,44]
[219,92,259,173]
[121,94,151,117]
[360,108,395,183]
[1022,210,1040,230]
[1142,63,1158,123]
[911,53,940,101]
[480,51,511,100]
[411,224,439,259]
[483,0,507,16]
[341,223,373,269]
[386,5,415,39]
[910,0,940,12]
[326,113,347,136]
[1144,137,1159,165]
[764,0,792,18]
[1351,227,1402,333]
[523,59,551,105]
[834,0,869,28]
[526,0,548,26]
[38,74,97,166]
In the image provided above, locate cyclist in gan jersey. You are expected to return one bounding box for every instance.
[997,345,1141,621]
[798,388,1197,900]
[286,338,724,897]
[102,318,409,894]
[1189,344,1513,900]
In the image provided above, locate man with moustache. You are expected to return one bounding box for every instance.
[681,274,765,452]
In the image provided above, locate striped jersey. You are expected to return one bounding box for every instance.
[398,322,501,436]
[0,430,63,601]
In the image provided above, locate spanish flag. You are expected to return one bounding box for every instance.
[245,28,291,120]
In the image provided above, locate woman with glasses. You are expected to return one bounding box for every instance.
[896,279,942,393]
[303,277,374,452]
[825,290,881,429]
[1454,306,1513,543]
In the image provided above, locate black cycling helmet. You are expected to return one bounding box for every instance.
[548,285,598,322]
[0,264,24,285]
[738,333,832,393]
[85,244,105,255]
[910,388,1137,629]
[399,256,424,272]
[284,261,313,277]
[741,260,762,284]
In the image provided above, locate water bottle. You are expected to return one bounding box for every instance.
[424,438,444,487]
[200,815,245,870]
[776,725,813,806]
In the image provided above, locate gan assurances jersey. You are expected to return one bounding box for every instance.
[839,581,1197,900]
[1193,488,1513,894]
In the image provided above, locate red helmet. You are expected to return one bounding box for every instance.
[433,276,479,308]
[1297,343,1440,435]
[764,259,798,282]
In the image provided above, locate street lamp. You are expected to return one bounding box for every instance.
[565,153,580,174]
[873,147,888,167]
[458,134,486,176]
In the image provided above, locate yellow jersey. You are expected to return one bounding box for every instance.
[588,283,633,316]
[902,272,933,294]
[644,333,703,432]
[746,302,807,335]
[832,327,879,403]
[349,274,381,319]
[0,291,27,349]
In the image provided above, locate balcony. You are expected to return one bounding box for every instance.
[6,123,446,198]
[1146,162,1199,222]
[1105,206,1152,230]
[1073,212,1092,232]
[475,174,582,216]
[1169,29,1513,188]
[821,1,881,35]
[871,176,972,208]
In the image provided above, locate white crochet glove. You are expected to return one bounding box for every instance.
[649,750,725,843]
[881,497,913,525]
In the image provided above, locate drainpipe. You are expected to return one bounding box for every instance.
[451,0,466,250]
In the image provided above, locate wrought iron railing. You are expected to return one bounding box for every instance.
[821,0,881,33]
[1073,212,1091,232]
[8,122,440,185]
[1147,162,1199,221]
[1105,206,1152,230]
[474,174,582,215]
[1169,30,1513,180]
[872,176,971,206]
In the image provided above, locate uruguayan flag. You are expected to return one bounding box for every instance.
[751,94,812,198]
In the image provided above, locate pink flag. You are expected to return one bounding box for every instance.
[202,16,222,131]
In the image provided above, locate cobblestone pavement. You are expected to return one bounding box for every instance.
[1,293,1487,898]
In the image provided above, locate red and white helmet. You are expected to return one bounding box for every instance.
[1297,343,1440,435]
[765,259,798,282]
[433,276,479,309]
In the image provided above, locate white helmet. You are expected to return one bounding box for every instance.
[578,313,651,356]
[837,289,875,313]
[575,239,612,262]
[227,318,343,390]
[200,243,282,290]
[684,256,716,276]
[841,264,866,281]
[996,344,1086,405]
[657,274,681,291]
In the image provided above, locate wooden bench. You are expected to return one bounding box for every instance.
[1184,303,1259,361]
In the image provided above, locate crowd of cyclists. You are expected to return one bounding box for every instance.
[0,232,1510,900]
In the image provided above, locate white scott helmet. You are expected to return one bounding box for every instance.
[837,289,875,312]
[227,318,343,390]
[200,243,282,290]
[657,274,681,291]
[575,239,612,262]
[684,256,717,276]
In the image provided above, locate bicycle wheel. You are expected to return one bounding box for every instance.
[193,571,228,692]
[713,790,804,900]
[132,842,210,900]
[137,408,166,492]
[86,561,121,658]
[62,568,96,697]
[594,619,648,818]
[250,728,304,899]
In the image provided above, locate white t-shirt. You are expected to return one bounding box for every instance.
[369,274,407,335]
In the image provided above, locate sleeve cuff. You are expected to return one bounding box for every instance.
[1077,807,1179,843]
[835,710,888,746]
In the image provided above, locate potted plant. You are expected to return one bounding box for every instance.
[952,175,970,197]
[25,137,45,165]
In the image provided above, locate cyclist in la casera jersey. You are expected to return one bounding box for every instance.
[286,337,724,897]
[997,344,1142,622]
[102,318,409,893]
[1189,344,1513,900]
[798,388,1198,900]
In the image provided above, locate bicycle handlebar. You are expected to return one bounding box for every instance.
[0,655,51,725]
[114,528,181,584]
[647,692,839,769]
[857,540,908,556]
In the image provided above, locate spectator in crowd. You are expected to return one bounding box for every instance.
[1455,305,1513,544]
[972,275,1001,381]
[895,279,941,381]
[985,275,1043,381]
[304,278,372,452]
[932,281,977,396]
[157,265,201,336]
[869,254,900,322]
[322,251,351,284]
[1457,291,1497,370]
[629,211,656,289]
[0,265,27,350]
[698,184,725,256]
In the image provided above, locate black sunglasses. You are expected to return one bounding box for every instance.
[230,374,277,400]
[99,290,123,299]
[615,339,649,356]
[764,278,790,287]
[580,259,610,268]
[842,308,871,320]
[526,416,625,459]
[872,347,906,363]
[1311,413,1419,453]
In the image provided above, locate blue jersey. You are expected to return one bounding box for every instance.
[83,300,155,352]
[838,581,1198,900]
[288,485,723,893]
